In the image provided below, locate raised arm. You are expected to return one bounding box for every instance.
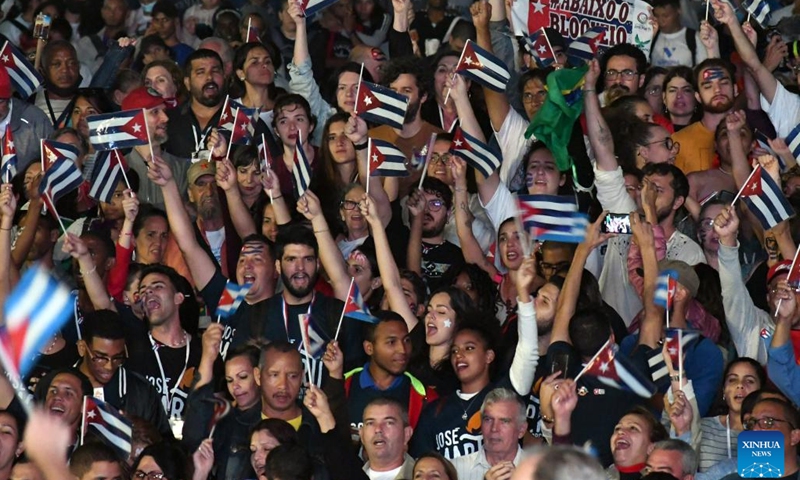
[262,169,292,225]
[451,157,499,276]
[148,155,217,290]
[216,158,257,239]
[631,213,661,349]
[347,115,392,224]
[552,214,612,344]
[584,60,618,172]
[10,177,44,270]
[699,21,720,59]
[470,0,510,132]
[297,190,351,301]
[361,194,419,330]
[509,255,540,395]
[405,189,425,276]
[62,233,114,311]
[725,111,752,189]
[0,184,15,305]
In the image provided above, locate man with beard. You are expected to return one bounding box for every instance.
[148,154,275,359]
[124,86,189,209]
[407,178,465,292]
[34,41,82,126]
[672,59,738,174]
[598,44,647,107]
[258,223,365,386]
[368,57,444,196]
[163,49,225,160]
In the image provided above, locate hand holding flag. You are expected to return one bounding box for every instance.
[216,280,252,320]
[355,79,409,129]
[732,164,794,229]
[1,124,16,182]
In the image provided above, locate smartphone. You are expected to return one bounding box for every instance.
[601,213,632,234]
[33,13,50,40]
[550,352,570,379]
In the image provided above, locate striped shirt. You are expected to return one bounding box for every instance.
[699,416,740,472]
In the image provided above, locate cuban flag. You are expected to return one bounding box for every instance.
[39,157,83,203]
[218,97,258,134]
[518,194,588,243]
[455,40,511,93]
[449,128,501,178]
[300,0,338,17]
[567,27,606,66]
[0,265,75,380]
[343,280,379,324]
[0,42,43,98]
[647,328,701,383]
[81,396,133,458]
[245,18,261,43]
[525,29,557,68]
[216,280,251,319]
[510,0,549,36]
[739,165,794,229]
[786,124,800,164]
[745,0,771,25]
[298,314,327,359]
[258,137,273,172]
[368,138,409,177]
[578,339,657,398]
[293,136,312,198]
[88,150,127,203]
[1,124,17,181]
[356,81,409,129]
[654,269,677,310]
[229,107,256,146]
[87,110,149,151]
[41,140,79,171]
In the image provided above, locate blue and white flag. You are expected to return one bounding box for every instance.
[739,165,794,229]
[518,194,588,243]
[82,396,133,458]
[654,269,677,310]
[579,339,657,398]
[41,140,79,171]
[567,27,606,66]
[343,280,379,324]
[0,124,16,181]
[368,138,409,177]
[88,150,127,203]
[745,0,771,25]
[786,123,800,163]
[449,128,501,178]
[216,280,251,318]
[455,40,511,92]
[39,157,83,203]
[355,81,409,129]
[293,135,312,198]
[0,41,43,98]
[87,109,150,151]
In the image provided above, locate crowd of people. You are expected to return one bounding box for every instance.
[0,0,799,477]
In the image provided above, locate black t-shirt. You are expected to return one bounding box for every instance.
[200,270,263,360]
[421,240,464,292]
[23,342,80,393]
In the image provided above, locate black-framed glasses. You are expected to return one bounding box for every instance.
[539,261,570,273]
[605,69,638,80]
[645,137,678,151]
[430,153,452,165]
[425,199,445,212]
[522,91,547,103]
[85,345,127,367]
[340,200,361,210]
[743,416,796,431]
[134,472,166,480]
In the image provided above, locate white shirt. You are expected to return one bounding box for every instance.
[650,27,707,67]
[760,81,800,139]
[452,447,524,480]
[206,227,225,264]
[366,466,402,480]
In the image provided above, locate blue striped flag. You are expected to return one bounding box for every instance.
[449,128,501,178]
[87,109,150,151]
[88,150,127,203]
[786,124,800,163]
[39,157,83,203]
[518,194,588,243]
[567,27,606,66]
[0,41,43,98]
[343,280,379,324]
[455,40,511,92]
[356,81,409,129]
[525,30,556,68]
[579,339,657,398]
[82,396,133,457]
[300,0,338,16]
[293,136,312,198]
[368,138,409,177]
[0,265,75,379]
[647,328,701,383]
[1,124,17,181]
[745,0,771,25]
[41,140,79,171]
[739,165,794,229]
[654,269,677,310]
[216,280,251,318]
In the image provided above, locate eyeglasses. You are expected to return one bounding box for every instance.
[646,86,662,96]
[430,153,452,165]
[645,137,679,151]
[522,91,548,103]
[134,472,166,480]
[339,200,361,210]
[605,69,638,80]
[539,261,570,273]
[425,199,445,212]
[743,416,796,431]
[85,345,127,367]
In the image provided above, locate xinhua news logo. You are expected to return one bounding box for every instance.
[738,431,784,478]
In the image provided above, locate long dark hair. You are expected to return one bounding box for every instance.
[228,41,281,101]
[135,442,189,480]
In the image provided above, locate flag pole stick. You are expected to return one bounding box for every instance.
[678,331,684,391]
[513,211,531,258]
[40,139,44,171]
[115,150,132,193]
[418,133,437,190]
[444,40,469,105]
[226,108,239,161]
[247,17,252,42]
[731,165,760,206]
[45,191,68,235]
[746,10,751,24]
[353,63,364,116]
[335,278,354,342]
[366,137,371,196]
[666,305,670,329]
[541,27,557,63]
[298,314,314,386]
[80,396,87,446]
[573,338,611,383]
[775,243,800,315]
[143,108,155,163]
[262,133,273,203]
[0,345,33,415]
[705,0,710,21]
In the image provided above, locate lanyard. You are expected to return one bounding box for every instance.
[437,104,457,133]
[281,294,315,342]
[148,332,190,413]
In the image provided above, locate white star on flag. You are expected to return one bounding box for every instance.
[599,361,609,373]
[454,139,463,147]
[132,123,141,133]
[668,347,677,356]
[6,141,13,149]
[363,96,373,106]
[372,154,379,163]
[221,112,228,120]
[464,56,474,65]
[538,45,547,54]
[532,0,545,13]
[87,410,96,419]
[1,55,8,63]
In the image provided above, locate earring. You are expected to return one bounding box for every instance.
[240,77,245,81]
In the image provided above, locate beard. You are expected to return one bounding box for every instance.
[537,318,554,336]
[422,215,446,238]
[703,96,734,114]
[197,201,221,221]
[281,269,319,298]
[404,98,421,124]
[193,81,224,107]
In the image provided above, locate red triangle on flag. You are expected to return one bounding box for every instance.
[357,84,383,113]
[740,166,764,197]
[118,110,149,142]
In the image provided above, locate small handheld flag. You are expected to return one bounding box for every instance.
[355,81,409,129]
[574,339,657,398]
[39,157,83,203]
[510,0,550,36]
[41,140,79,171]
[207,394,232,439]
[567,27,606,66]
[785,124,800,164]
[81,396,133,458]
[454,40,511,92]
[745,0,771,25]
[292,133,312,198]
[299,0,339,17]
[87,109,150,151]
[654,269,677,310]
[449,128,501,179]
[368,138,410,177]
[518,194,588,243]
[525,29,557,68]
[1,124,17,182]
[647,328,700,383]
[88,150,128,203]
[733,165,794,229]
[216,280,252,319]
[0,42,43,98]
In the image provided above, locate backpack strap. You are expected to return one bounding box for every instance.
[686,28,698,65]
[88,33,108,60]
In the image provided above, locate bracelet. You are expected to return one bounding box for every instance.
[313,228,329,234]
[80,265,97,276]
[583,89,596,93]
[454,187,466,192]
[541,413,555,424]
[670,374,681,382]
[354,142,368,151]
